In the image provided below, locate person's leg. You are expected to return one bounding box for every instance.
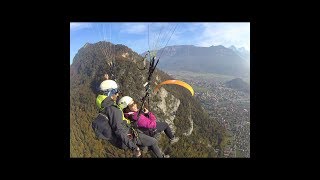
[155,122,174,139]
[136,133,163,158]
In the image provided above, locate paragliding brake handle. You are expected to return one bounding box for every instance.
[143,82,152,93]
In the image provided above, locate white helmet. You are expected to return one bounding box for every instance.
[118,96,133,109]
[100,80,118,90]
[99,80,119,96]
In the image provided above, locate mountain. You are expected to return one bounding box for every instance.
[70,41,228,157]
[142,45,250,77]
[229,45,250,61]
[225,78,250,93]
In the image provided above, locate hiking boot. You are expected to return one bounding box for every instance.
[163,154,170,158]
[169,136,179,144]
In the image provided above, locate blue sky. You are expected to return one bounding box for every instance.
[70,22,250,65]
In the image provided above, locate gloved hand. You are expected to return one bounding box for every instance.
[133,147,141,157]
[143,108,149,114]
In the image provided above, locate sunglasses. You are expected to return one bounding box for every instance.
[103,88,120,96]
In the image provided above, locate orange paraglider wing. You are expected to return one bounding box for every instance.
[153,80,194,96]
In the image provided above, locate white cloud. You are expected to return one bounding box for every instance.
[117,23,178,51]
[196,23,250,50]
[70,23,92,31]
[120,23,148,34]
[120,23,173,35]
[147,23,180,49]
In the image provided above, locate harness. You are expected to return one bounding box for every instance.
[112,103,140,142]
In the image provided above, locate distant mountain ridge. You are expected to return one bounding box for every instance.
[141,45,250,77]
[229,45,250,61]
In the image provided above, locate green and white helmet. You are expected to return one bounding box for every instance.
[99,80,119,96]
[118,96,133,109]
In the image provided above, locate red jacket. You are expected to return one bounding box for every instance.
[124,111,157,129]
